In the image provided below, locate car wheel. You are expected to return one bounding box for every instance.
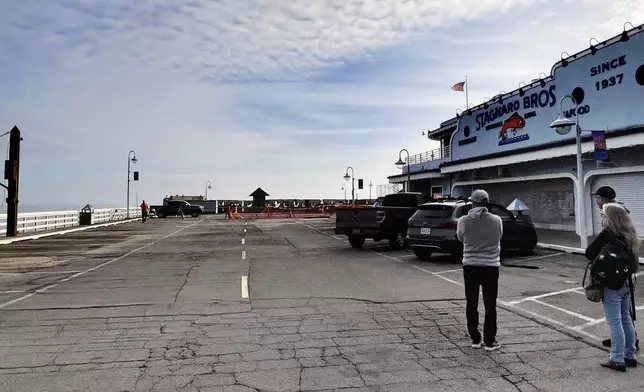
[520,231,538,255]
[348,235,366,249]
[389,230,406,250]
[413,248,432,261]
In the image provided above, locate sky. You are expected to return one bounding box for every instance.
[1,0,643,209]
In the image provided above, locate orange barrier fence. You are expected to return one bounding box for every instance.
[226,206,332,220]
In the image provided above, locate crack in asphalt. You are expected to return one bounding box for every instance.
[174,266,197,303]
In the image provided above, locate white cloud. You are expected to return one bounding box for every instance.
[0,0,642,206]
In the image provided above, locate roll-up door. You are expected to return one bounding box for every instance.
[591,173,644,235]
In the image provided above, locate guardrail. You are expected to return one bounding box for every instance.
[0,207,141,236]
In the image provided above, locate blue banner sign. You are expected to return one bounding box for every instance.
[451,27,644,162]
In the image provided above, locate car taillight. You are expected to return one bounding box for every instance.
[438,221,458,229]
[377,211,386,222]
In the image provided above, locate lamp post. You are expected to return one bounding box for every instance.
[343,167,355,205]
[550,94,587,248]
[341,185,346,203]
[369,181,373,201]
[395,149,411,192]
[205,181,212,200]
[127,150,137,218]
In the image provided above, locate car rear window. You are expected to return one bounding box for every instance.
[382,194,421,207]
[414,205,454,218]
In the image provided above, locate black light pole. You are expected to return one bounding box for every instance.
[343,167,355,205]
[395,149,411,192]
[4,126,21,237]
[127,150,137,218]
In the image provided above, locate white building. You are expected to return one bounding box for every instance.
[388,22,644,242]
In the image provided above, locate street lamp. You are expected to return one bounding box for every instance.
[205,181,212,200]
[395,149,411,192]
[550,94,587,248]
[344,166,355,205]
[127,150,137,218]
[369,181,373,201]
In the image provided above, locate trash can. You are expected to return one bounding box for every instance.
[79,204,94,226]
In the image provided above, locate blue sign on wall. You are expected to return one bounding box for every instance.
[450,27,644,162]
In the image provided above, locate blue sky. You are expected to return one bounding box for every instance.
[1,0,642,209]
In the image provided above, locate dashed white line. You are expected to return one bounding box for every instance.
[241,238,245,245]
[241,276,249,299]
[0,220,201,310]
[0,290,25,294]
[241,251,246,260]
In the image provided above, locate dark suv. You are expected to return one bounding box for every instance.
[406,199,538,260]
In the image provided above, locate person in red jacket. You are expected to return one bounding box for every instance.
[140,200,149,223]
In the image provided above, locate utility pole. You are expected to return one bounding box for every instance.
[4,126,21,237]
[369,181,373,201]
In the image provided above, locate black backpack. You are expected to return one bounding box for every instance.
[591,238,635,290]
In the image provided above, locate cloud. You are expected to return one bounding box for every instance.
[0,0,642,207]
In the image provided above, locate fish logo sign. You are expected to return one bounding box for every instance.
[499,112,529,146]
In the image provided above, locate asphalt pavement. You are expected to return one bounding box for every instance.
[0,216,643,392]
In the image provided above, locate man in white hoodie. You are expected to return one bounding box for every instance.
[457,189,503,351]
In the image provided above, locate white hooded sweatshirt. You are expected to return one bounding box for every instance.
[457,206,503,267]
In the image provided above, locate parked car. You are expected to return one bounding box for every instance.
[407,198,538,260]
[151,198,205,218]
[334,192,432,249]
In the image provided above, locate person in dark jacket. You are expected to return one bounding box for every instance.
[585,203,639,372]
[591,186,638,350]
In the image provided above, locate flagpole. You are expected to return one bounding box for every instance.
[465,75,469,109]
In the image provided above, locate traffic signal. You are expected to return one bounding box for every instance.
[133,171,139,181]
[358,179,363,189]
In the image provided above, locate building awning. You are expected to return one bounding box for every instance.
[441,130,644,174]
[388,170,443,183]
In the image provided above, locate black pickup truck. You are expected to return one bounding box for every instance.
[334,192,432,249]
[151,199,205,218]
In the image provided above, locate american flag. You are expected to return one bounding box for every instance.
[451,81,466,91]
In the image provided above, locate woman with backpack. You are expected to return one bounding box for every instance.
[585,202,639,372]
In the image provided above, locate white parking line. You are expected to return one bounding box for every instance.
[529,299,596,322]
[435,269,463,274]
[241,276,249,299]
[573,304,644,331]
[0,270,82,275]
[294,220,604,342]
[0,290,25,294]
[508,287,585,305]
[511,253,560,262]
[0,221,201,310]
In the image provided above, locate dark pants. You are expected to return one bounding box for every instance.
[463,265,500,345]
[142,211,148,222]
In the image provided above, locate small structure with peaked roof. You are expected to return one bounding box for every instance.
[249,187,269,207]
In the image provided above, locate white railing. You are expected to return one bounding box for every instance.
[407,147,450,165]
[0,207,141,236]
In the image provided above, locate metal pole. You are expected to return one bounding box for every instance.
[127,150,135,218]
[5,126,21,237]
[352,176,355,205]
[369,181,372,201]
[574,104,587,249]
[127,155,131,219]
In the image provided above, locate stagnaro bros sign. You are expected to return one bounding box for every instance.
[451,26,644,162]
